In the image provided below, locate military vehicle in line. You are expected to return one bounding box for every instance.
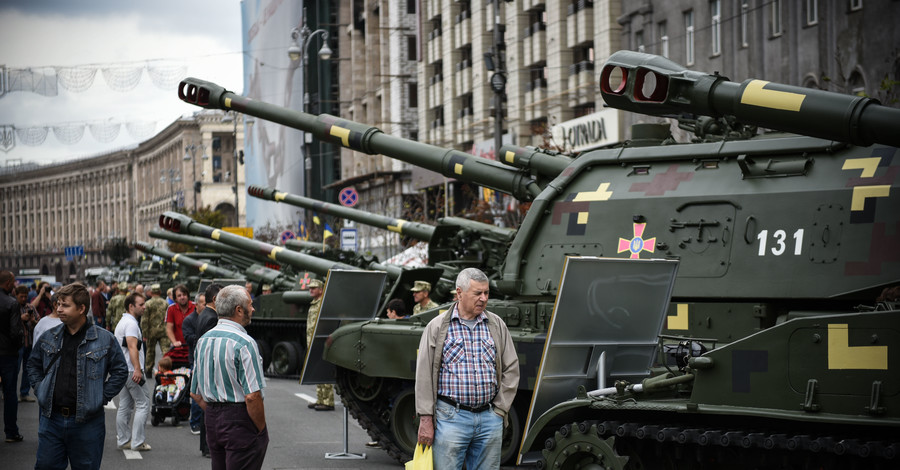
[177,49,900,467]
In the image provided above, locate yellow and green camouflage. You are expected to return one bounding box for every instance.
[106,293,126,331]
[142,295,171,372]
[305,296,333,406]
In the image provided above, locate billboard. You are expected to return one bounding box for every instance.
[241,0,305,230]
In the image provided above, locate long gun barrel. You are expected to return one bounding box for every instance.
[248,185,437,241]
[179,79,542,201]
[600,50,900,147]
[134,241,244,279]
[158,212,357,276]
[149,229,277,266]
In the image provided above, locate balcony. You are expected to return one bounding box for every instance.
[567,1,595,48]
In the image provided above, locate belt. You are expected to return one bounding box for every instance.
[207,401,246,408]
[52,405,76,417]
[438,395,490,413]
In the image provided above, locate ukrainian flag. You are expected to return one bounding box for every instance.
[313,214,322,225]
[298,221,309,240]
[323,223,334,240]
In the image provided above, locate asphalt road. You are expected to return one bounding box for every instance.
[4,371,404,469]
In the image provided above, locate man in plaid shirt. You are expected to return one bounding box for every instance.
[414,268,519,469]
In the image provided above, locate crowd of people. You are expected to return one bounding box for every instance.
[1,267,520,470]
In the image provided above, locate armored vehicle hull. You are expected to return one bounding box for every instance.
[177,50,900,467]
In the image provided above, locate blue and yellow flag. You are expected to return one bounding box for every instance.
[298,220,309,241]
[313,214,322,225]
[323,223,334,240]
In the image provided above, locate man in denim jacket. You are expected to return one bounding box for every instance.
[27,282,128,470]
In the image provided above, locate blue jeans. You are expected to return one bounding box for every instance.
[19,346,32,397]
[0,354,20,438]
[36,411,106,470]
[433,400,504,470]
[190,397,202,429]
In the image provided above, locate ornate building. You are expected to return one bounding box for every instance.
[0,111,244,281]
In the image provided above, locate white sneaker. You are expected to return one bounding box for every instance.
[117,441,131,450]
[133,443,152,451]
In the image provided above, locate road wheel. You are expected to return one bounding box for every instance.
[540,422,629,470]
[344,370,383,402]
[389,388,418,459]
[272,341,300,376]
[256,339,272,372]
[500,404,522,465]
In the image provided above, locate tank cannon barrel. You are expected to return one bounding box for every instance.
[158,212,357,276]
[149,229,276,266]
[179,78,541,201]
[133,241,243,279]
[600,50,900,147]
[248,185,437,241]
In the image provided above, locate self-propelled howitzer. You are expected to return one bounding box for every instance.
[248,184,515,294]
[178,51,900,468]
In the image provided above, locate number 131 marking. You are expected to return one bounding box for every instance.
[757,229,804,256]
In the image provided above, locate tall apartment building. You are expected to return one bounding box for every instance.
[616,0,900,133]
[0,111,245,280]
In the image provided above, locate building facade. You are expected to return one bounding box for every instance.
[0,111,245,281]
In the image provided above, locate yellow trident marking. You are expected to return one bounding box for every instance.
[668,304,689,330]
[842,158,881,178]
[741,80,805,111]
[388,220,405,233]
[828,324,888,370]
[573,183,613,202]
[330,126,350,147]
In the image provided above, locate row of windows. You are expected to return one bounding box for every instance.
[634,0,865,65]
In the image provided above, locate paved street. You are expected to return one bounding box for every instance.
[3,371,403,469]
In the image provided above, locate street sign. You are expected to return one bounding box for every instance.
[338,187,359,207]
[64,245,84,262]
[280,230,296,245]
[340,228,358,252]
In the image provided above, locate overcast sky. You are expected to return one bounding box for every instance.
[0,0,244,166]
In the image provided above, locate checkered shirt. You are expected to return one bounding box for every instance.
[436,305,498,407]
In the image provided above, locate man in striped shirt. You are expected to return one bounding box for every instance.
[189,285,268,469]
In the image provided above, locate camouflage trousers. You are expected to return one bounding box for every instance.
[317,384,334,406]
[145,334,172,372]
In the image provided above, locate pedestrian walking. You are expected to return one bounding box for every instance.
[114,293,152,452]
[415,268,519,470]
[141,284,170,375]
[190,284,268,469]
[27,282,128,469]
[0,270,25,443]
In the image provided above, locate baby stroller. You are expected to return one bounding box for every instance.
[150,345,192,426]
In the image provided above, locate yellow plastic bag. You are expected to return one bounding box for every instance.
[405,443,433,470]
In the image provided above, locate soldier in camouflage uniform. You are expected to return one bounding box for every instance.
[411,280,439,314]
[106,283,127,331]
[305,279,333,410]
[142,284,171,375]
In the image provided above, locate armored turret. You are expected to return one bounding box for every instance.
[177,51,900,468]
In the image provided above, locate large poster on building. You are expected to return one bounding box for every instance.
[241,0,304,230]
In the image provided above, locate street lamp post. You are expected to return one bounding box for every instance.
[160,168,181,211]
[183,142,206,212]
[222,112,241,226]
[288,12,332,200]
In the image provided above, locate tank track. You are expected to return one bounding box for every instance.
[539,418,900,469]
[335,369,414,464]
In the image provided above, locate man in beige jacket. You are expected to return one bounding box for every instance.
[414,268,519,469]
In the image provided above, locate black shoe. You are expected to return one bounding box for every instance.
[307,402,317,409]
[314,404,335,411]
[202,451,211,458]
[5,434,24,443]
